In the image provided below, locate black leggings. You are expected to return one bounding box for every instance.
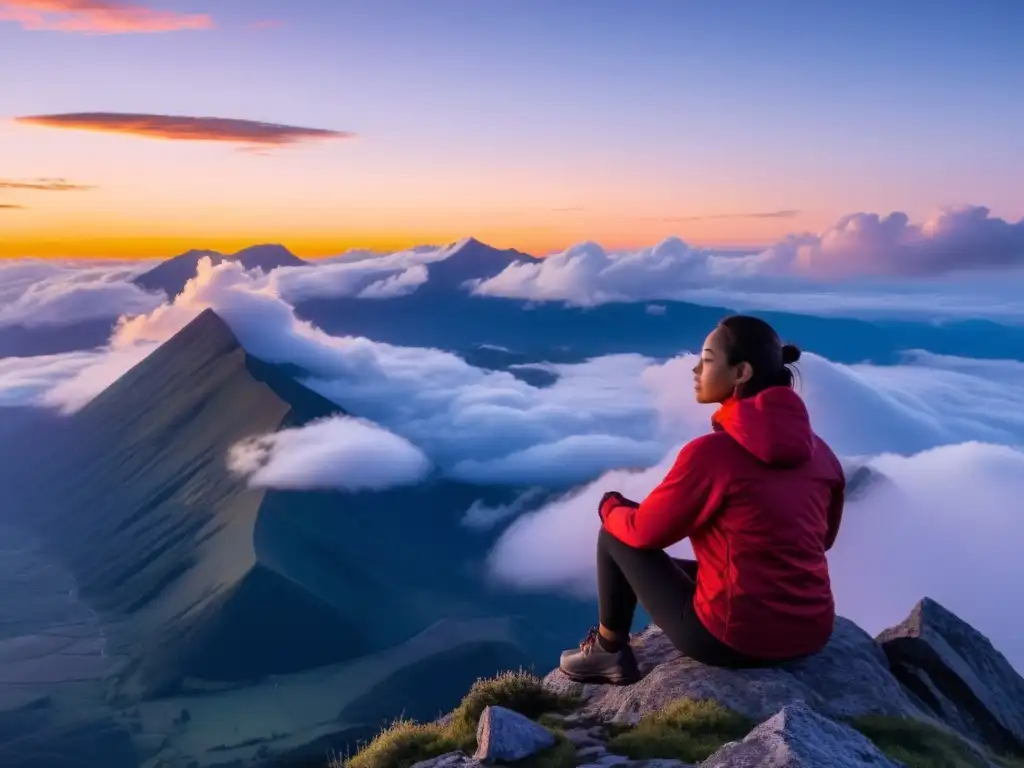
[597,527,770,668]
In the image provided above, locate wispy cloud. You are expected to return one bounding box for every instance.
[0,204,25,210]
[15,112,356,149]
[0,0,212,34]
[649,209,803,223]
[250,19,284,30]
[0,177,93,192]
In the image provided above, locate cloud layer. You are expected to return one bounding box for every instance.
[16,113,354,148]
[227,415,432,492]
[0,259,163,329]
[3,257,673,486]
[268,245,450,303]
[0,0,211,34]
[2,251,1024,669]
[473,207,1024,308]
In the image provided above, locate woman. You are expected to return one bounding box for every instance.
[559,315,846,684]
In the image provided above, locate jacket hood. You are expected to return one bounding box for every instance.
[711,386,815,467]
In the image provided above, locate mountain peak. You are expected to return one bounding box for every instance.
[134,244,307,298]
[446,236,535,262]
[229,243,307,270]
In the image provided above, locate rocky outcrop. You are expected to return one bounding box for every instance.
[473,706,555,762]
[542,618,925,725]
[700,702,902,767]
[383,597,1024,768]
[877,597,1024,755]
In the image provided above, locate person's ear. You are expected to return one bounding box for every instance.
[734,361,753,386]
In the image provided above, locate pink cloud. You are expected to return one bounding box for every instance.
[16,112,356,148]
[250,18,284,30]
[763,206,1024,278]
[0,0,212,34]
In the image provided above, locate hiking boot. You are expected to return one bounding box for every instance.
[559,627,640,685]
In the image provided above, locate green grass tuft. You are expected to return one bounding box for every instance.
[446,669,578,750]
[339,718,455,768]
[338,669,579,768]
[605,698,754,763]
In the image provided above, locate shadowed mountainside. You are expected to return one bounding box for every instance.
[1,308,589,767]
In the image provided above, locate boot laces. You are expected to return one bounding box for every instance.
[579,626,599,654]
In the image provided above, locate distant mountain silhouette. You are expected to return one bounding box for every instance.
[132,243,307,298]
[418,237,536,293]
[7,236,1024,367]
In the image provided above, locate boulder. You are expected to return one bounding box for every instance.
[544,617,925,724]
[877,597,1024,755]
[472,705,556,762]
[699,702,902,767]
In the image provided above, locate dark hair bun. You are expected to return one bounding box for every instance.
[781,343,801,365]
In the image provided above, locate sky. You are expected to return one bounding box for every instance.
[1,0,1023,259]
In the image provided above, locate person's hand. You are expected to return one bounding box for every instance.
[599,491,625,522]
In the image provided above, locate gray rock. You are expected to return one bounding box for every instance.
[472,705,556,762]
[634,761,694,768]
[877,597,1024,754]
[565,726,605,747]
[699,702,902,767]
[544,617,924,724]
[577,745,609,760]
[411,751,483,768]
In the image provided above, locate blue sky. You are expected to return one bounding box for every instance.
[1,0,1022,257]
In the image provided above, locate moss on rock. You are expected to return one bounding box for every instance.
[605,697,754,763]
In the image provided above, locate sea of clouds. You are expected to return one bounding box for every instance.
[2,205,1024,669]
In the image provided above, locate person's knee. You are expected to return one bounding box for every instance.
[598,526,628,554]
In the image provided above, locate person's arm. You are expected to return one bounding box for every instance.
[600,435,726,550]
[824,477,845,552]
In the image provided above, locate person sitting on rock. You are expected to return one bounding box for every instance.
[559,315,846,684]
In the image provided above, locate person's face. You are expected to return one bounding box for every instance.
[692,326,753,404]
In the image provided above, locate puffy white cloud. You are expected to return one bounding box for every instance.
[267,244,449,303]
[472,207,1024,318]
[227,415,431,491]
[0,343,158,412]
[764,206,1024,278]
[0,259,163,328]
[356,264,429,299]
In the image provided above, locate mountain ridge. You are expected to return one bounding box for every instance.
[132,243,308,297]
[2,307,591,767]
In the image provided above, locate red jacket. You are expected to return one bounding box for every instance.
[600,386,845,660]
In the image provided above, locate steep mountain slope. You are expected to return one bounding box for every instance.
[2,309,587,765]
[11,309,355,699]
